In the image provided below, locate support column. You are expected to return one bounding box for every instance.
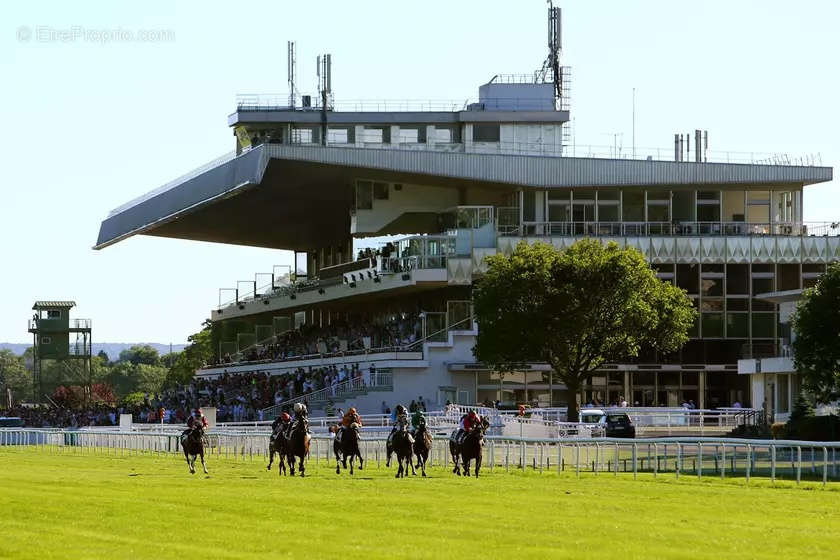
[389,125,400,145]
[697,371,706,409]
[425,125,436,149]
[624,371,630,405]
[354,125,365,147]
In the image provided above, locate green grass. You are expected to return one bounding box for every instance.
[1,448,838,559]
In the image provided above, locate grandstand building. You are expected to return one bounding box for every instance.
[96,13,834,416]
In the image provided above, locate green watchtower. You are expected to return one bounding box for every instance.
[27,301,92,403]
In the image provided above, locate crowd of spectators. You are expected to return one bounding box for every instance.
[212,314,421,367]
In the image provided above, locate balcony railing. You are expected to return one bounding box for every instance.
[500,221,840,238]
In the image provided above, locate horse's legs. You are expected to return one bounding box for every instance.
[357,448,364,470]
[463,456,471,477]
[349,454,354,475]
[184,451,194,474]
[298,456,305,477]
[200,450,208,474]
[474,454,481,478]
[288,454,295,476]
[334,445,342,475]
[267,448,274,471]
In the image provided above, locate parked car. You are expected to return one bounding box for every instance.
[578,409,635,438]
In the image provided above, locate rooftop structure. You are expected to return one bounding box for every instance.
[96,8,835,416]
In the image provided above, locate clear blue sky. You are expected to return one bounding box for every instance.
[1,0,837,343]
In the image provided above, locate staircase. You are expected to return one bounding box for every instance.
[262,372,393,419]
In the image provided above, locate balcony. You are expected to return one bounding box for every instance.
[501,221,840,238]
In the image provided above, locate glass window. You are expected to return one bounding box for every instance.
[598,190,620,200]
[777,264,800,291]
[548,190,570,201]
[727,298,749,311]
[778,374,789,413]
[373,182,389,200]
[702,313,724,338]
[672,191,695,222]
[523,190,536,222]
[727,264,749,294]
[723,190,745,222]
[473,124,500,142]
[598,205,619,222]
[574,190,595,200]
[548,204,570,222]
[697,204,720,222]
[701,298,724,311]
[698,191,720,201]
[646,190,670,202]
[752,313,775,338]
[355,180,373,210]
[623,191,644,221]
[752,277,774,295]
[677,264,700,294]
[701,278,724,297]
[647,203,669,222]
[726,313,749,337]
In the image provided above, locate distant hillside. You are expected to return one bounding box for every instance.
[0,343,187,361]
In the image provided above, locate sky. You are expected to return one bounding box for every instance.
[1,0,838,344]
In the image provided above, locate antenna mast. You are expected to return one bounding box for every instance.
[536,1,562,103]
[287,41,296,108]
[317,53,333,145]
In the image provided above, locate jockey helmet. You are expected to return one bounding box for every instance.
[348,407,357,415]
[396,404,406,414]
[468,410,478,419]
[294,402,303,413]
[281,412,291,422]
[194,408,202,416]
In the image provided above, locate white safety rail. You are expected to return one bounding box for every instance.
[3,428,838,486]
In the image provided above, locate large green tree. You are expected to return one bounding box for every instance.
[165,322,214,388]
[473,240,696,421]
[0,349,32,405]
[118,345,160,366]
[792,262,840,402]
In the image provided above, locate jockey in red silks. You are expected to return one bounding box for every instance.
[186,408,208,431]
[456,410,481,445]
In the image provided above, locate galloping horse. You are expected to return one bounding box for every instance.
[266,426,288,476]
[412,423,432,477]
[333,422,364,475]
[286,419,311,477]
[391,422,416,478]
[449,418,490,477]
[181,427,208,475]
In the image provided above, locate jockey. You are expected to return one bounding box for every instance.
[289,402,309,435]
[337,407,362,443]
[186,408,208,431]
[271,412,291,434]
[456,410,481,445]
[387,404,410,444]
[411,409,426,433]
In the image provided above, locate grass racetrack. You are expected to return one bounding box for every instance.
[1,448,839,559]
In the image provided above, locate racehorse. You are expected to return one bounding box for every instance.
[333,422,364,475]
[181,427,208,475]
[412,423,432,477]
[286,419,311,477]
[391,422,416,478]
[449,418,490,477]
[266,426,287,476]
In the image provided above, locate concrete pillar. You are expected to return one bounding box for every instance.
[697,371,706,409]
[354,125,365,147]
[624,371,631,404]
[389,125,400,145]
[464,124,474,152]
[426,125,436,149]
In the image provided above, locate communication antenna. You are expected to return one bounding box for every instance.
[287,41,296,108]
[535,1,562,102]
[317,53,333,145]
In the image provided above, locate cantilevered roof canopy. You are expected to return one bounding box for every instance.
[33,301,76,310]
[95,144,833,251]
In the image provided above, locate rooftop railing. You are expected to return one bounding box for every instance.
[500,221,840,238]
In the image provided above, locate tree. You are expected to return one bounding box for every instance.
[165,322,214,388]
[792,262,840,402]
[473,240,696,422]
[118,345,160,366]
[105,361,167,397]
[0,349,32,405]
